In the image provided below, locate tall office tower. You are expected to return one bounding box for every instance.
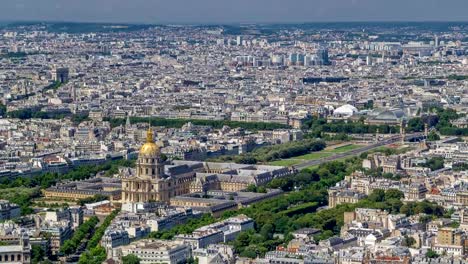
[304,55,312,67]
[316,48,329,65]
[298,54,306,65]
[236,36,242,46]
[289,53,298,65]
[216,39,225,46]
[51,67,69,83]
[100,45,110,55]
[271,55,284,66]
[434,35,439,47]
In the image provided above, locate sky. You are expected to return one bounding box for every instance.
[1,0,467,24]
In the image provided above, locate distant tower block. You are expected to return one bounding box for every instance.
[51,67,69,83]
[424,123,429,138]
[375,129,379,143]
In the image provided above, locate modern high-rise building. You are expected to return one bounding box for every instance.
[297,54,305,65]
[316,48,329,65]
[236,36,242,46]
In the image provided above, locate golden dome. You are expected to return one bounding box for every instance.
[139,128,160,156]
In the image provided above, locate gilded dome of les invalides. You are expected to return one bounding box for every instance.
[139,128,160,156]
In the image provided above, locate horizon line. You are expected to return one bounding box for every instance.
[1,19,468,26]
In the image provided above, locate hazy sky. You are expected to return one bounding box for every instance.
[1,0,467,24]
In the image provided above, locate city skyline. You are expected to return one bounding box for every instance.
[0,2,467,263]
[1,0,468,24]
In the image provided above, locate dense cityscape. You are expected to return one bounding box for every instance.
[0,20,467,264]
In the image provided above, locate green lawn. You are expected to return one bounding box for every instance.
[0,187,39,201]
[268,144,366,167]
[304,165,319,170]
[294,152,333,160]
[329,144,363,153]
[268,152,331,166]
[268,159,303,166]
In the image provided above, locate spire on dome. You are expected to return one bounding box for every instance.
[146,127,154,143]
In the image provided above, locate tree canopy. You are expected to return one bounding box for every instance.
[122,254,141,264]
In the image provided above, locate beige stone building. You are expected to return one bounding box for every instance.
[121,129,194,204]
[328,189,367,208]
[121,129,293,206]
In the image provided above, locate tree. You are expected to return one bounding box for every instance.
[235,231,252,249]
[246,184,257,192]
[31,245,45,264]
[387,199,404,214]
[407,118,424,132]
[419,215,433,226]
[0,103,6,117]
[364,100,374,110]
[160,153,168,162]
[385,189,404,201]
[453,163,468,172]
[427,131,440,141]
[402,236,416,248]
[122,254,140,264]
[426,249,439,258]
[423,157,444,171]
[78,194,108,206]
[257,186,267,193]
[78,246,107,264]
[368,189,385,202]
[187,257,199,264]
[260,223,274,240]
[60,240,77,255]
[240,249,257,259]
